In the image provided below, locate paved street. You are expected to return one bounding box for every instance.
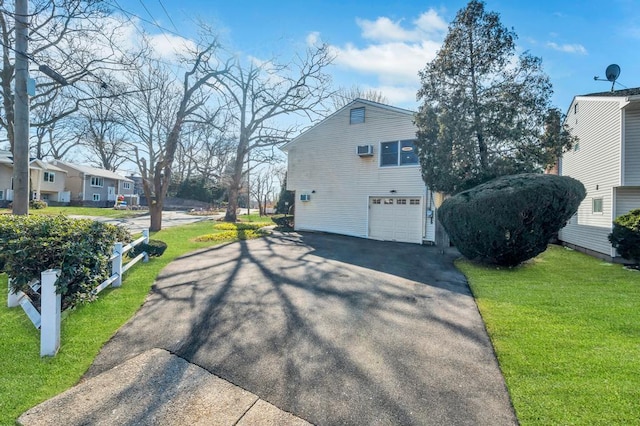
[70,210,222,233]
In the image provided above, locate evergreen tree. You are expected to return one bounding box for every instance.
[415,0,572,195]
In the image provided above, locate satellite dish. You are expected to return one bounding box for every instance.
[605,64,621,82]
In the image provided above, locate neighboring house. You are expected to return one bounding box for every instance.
[52,161,136,207]
[558,88,640,260]
[0,150,70,205]
[281,99,436,245]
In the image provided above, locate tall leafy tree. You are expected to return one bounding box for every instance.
[415,0,571,195]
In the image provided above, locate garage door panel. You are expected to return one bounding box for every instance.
[369,197,422,244]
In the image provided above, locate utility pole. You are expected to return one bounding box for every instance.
[13,0,30,215]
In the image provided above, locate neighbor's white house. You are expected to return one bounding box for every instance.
[558,88,640,260]
[281,99,436,245]
[0,150,70,205]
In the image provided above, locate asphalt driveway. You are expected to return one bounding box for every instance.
[85,232,517,425]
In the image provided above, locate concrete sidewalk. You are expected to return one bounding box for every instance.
[18,349,311,426]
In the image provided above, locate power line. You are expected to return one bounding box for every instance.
[105,0,185,39]
[157,0,180,34]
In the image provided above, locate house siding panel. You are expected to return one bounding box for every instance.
[559,98,622,256]
[615,187,640,215]
[286,101,427,241]
[624,108,640,185]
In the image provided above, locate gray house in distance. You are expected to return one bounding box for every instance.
[52,161,135,207]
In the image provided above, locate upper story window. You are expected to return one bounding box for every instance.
[91,176,104,187]
[350,107,365,124]
[43,171,55,183]
[122,182,131,190]
[380,140,419,167]
[574,103,578,114]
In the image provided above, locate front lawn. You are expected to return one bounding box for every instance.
[458,245,640,425]
[0,220,266,424]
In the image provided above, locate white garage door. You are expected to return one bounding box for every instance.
[369,197,423,244]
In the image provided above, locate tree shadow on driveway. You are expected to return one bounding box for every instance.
[85,232,517,426]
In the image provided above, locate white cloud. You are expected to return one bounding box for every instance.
[306,31,321,46]
[319,9,448,106]
[147,33,197,60]
[546,42,588,55]
[329,40,440,85]
[356,9,447,43]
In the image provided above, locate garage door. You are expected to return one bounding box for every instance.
[369,197,423,244]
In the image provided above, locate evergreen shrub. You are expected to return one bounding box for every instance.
[0,215,131,307]
[130,239,167,258]
[608,208,640,263]
[439,173,586,266]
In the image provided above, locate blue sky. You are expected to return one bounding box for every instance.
[115,0,640,112]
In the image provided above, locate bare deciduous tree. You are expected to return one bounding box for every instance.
[330,85,389,111]
[211,44,333,222]
[0,1,130,154]
[121,35,228,231]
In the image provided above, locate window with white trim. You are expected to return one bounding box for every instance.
[122,182,131,190]
[410,199,420,205]
[592,198,603,214]
[91,176,104,187]
[43,171,55,182]
[350,107,365,124]
[0,190,3,200]
[92,193,101,201]
[380,140,419,166]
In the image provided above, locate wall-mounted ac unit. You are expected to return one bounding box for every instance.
[300,193,311,202]
[357,145,374,156]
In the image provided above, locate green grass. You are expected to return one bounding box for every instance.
[0,206,146,219]
[458,245,640,425]
[237,213,273,222]
[0,220,246,425]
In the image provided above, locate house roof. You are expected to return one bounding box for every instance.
[582,87,640,98]
[280,98,416,151]
[0,153,67,172]
[30,159,67,173]
[54,160,133,182]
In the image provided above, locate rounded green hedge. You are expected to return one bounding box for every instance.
[439,173,586,266]
[609,208,640,263]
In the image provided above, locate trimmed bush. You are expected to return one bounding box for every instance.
[29,199,48,209]
[130,239,167,258]
[439,173,586,266]
[213,222,272,231]
[0,215,131,308]
[609,208,640,263]
[272,215,294,229]
[195,229,268,242]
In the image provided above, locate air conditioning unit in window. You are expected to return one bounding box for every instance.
[300,193,311,202]
[357,144,374,156]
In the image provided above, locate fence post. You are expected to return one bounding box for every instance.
[112,242,123,287]
[40,269,61,357]
[7,278,20,308]
[142,229,150,262]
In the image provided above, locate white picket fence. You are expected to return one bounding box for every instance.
[6,230,150,357]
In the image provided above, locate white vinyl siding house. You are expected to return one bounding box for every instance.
[559,88,640,259]
[282,99,436,245]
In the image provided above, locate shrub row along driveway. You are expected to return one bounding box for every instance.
[86,232,517,425]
